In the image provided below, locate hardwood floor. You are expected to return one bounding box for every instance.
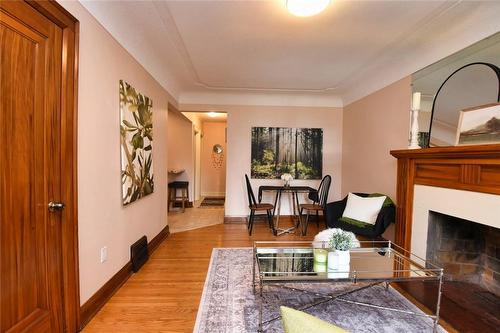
[167,199,224,234]
[82,218,457,333]
[396,281,499,333]
[82,220,322,332]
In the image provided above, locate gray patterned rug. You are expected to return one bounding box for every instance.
[194,248,446,333]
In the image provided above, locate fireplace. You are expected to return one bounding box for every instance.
[426,211,500,296]
[391,145,500,332]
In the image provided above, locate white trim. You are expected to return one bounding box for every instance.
[411,185,500,259]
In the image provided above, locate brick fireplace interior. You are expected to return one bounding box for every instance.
[426,211,500,297]
[397,209,500,332]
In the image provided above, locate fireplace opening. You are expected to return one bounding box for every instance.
[426,211,500,297]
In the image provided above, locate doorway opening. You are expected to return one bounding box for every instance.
[167,110,227,233]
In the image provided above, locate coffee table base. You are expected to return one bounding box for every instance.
[256,279,443,333]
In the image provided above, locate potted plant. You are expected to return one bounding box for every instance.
[328,229,360,270]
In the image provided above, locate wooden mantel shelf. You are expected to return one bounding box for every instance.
[391,143,500,159]
[390,144,500,251]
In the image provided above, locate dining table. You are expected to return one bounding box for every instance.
[258,185,317,236]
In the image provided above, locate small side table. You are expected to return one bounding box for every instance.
[168,181,189,212]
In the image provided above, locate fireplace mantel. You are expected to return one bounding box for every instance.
[390,144,500,251]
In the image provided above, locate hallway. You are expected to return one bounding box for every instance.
[167,199,224,234]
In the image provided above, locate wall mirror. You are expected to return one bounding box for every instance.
[213,144,223,154]
[412,32,500,147]
[429,63,500,146]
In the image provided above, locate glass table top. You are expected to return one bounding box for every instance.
[254,241,442,282]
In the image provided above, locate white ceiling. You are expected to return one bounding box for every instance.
[413,32,500,97]
[183,112,227,123]
[80,0,500,107]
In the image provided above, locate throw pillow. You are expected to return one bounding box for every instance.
[342,192,386,225]
[280,306,349,333]
[367,193,394,207]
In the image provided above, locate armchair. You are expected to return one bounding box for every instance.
[325,193,395,238]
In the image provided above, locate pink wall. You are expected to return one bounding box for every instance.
[179,105,344,217]
[167,110,194,199]
[225,106,343,217]
[201,122,227,196]
[342,77,411,239]
[59,1,173,304]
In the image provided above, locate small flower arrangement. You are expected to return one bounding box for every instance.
[329,229,360,251]
[280,173,293,186]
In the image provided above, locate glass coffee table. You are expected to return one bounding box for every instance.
[253,241,443,332]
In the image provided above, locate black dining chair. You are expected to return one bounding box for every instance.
[245,174,276,236]
[299,175,332,235]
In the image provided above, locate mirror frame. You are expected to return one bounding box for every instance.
[427,62,500,147]
[213,144,223,154]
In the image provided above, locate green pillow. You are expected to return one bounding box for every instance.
[367,193,394,207]
[338,216,372,228]
[280,306,349,333]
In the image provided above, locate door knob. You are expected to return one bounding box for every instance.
[48,202,65,212]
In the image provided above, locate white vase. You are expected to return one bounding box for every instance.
[328,250,350,270]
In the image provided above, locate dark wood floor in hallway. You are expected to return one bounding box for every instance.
[82,221,322,332]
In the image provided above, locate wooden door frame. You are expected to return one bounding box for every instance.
[26,1,81,331]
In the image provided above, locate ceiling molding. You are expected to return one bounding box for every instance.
[179,91,343,108]
[153,0,461,95]
[153,1,202,87]
[78,0,500,108]
[342,2,500,105]
[155,1,342,93]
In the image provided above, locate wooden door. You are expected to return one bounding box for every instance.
[0,1,79,332]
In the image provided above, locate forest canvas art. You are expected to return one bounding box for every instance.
[120,80,154,205]
[251,127,323,179]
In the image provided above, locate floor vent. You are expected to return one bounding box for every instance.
[130,236,149,273]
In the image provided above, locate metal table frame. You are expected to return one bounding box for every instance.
[253,241,444,333]
[258,186,316,236]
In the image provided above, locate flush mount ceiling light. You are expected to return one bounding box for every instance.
[286,0,330,17]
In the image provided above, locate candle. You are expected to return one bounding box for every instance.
[313,248,328,263]
[412,92,421,110]
[313,261,327,273]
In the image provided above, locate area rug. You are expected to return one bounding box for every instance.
[194,248,446,333]
[200,197,225,207]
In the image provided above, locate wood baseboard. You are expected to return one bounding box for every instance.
[79,225,170,330]
[79,262,132,329]
[148,225,170,253]
[224,216,247,224]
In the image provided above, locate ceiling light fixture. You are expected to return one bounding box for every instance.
[286,0,330,17]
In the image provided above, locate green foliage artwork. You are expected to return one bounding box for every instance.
[120,80,154,205]
[251,127,323,179]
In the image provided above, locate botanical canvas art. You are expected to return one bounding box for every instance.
[120,80,154,205]
[456,103,500,145]
[251,127,323,179]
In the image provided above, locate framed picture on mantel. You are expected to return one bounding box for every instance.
[455,103,500,146]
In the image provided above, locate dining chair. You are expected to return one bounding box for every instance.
[299,175,332,235]
[245,174,276,236]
